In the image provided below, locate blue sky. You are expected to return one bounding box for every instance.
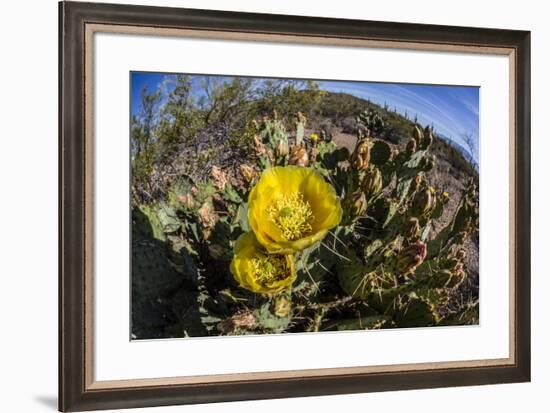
[318,81,479,160]
[131,72,479,162]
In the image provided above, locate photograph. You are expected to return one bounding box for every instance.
[130,73,480,339]
[0,0,540,411]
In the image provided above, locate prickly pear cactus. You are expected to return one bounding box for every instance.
[357,108,385,135]
[132,107,479,337]
[331,121,478,328]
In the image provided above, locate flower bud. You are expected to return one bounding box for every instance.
[253,134,266,156]
[310,133,319,143]
[406,217,421,239]
[421,156,435,171]
[266,148,275,163]
[362,166,383,199]
[274,295,292,317]
[350,139,372,170]
[424,127,433,148]
[198,202,218,230]
[448,265,466,288]
[288,144,309,167]
[413,125,423,145]
[346,191,368,218]
[211,166,228,191]
[438,261,466,289]
[424,129,434,148]
[396,240,427,274]
[413,187,436,216]
[406,138,417,156]
[238,164,257,185]
[276,139,289,158]
[178,193,195,209]
[412,174,422,193]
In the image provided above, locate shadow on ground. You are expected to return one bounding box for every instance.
[34,395,57,410]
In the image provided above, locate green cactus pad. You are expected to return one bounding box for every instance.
[295,119,305,145]
[157,203,181,233]
[370,140,393,165]
[132,242,183,299]
[336,315,393,331]
[393,295,438,327]
[133,205,165,241]
[336,247,372,299]
[254,303,291,333]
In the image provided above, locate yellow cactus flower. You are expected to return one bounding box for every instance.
[230,232,296,294]
[248,166,342,254]
[310,133,319,143]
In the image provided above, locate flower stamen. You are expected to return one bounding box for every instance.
[251,255,291,286]
[267,193,314,241]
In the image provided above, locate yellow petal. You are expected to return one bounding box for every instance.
[230,232,296,294]
[248,166,342,253]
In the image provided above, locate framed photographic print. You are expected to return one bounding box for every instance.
[59,1,530,411]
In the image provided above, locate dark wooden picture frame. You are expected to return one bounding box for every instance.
[59,1,530,411]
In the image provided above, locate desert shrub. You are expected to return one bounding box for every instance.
[340,116,358,134]
[131,78,326,204]
[319,92,364,122]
